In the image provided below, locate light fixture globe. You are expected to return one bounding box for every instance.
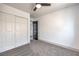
[36,4,41,8]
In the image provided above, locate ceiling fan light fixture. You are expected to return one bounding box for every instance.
[36,4,41,8]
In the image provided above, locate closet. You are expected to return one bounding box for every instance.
[0,12,29,52]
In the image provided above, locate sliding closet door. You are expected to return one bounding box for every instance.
[5,13,15,50]
[0,12,15,52]
[0,12,4,52]
[0,12,8,52]
[0,12,28,52]
[15,16,28,47]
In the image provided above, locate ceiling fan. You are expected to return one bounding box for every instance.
[33,3,51,11]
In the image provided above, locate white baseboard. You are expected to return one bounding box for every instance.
[39,38,79,52]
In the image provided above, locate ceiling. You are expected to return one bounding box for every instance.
[5,3,78,18]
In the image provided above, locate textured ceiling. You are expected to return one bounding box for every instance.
[5,3,78,18]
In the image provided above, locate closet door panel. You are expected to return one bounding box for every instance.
[5,14,15,50]
[1,13,15,51]
[0,12,3,52]
[0,13,7,52]
[15,17,28,47]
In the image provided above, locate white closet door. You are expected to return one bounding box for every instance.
[1,13,15,51]
[0,12,7,52]
[5,14,15,50]
[15,17,28,47]
[0,12,3,52]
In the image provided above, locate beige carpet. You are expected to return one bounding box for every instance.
[0,40,79,56]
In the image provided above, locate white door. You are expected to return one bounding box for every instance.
[5,14,15,50]
[15,16,28,47]
[0,12,15,52]
[0,12,4,52]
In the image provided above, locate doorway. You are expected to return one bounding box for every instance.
[33,21,38,40]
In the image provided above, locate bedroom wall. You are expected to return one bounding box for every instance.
[38,5,79,51]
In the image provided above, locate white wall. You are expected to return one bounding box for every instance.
[38,5,79,51]
[0,4,30,53]
[30,18,33,40]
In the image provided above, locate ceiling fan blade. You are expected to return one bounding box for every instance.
[41,3,51,6]
[36,3,51,6]
[33,7,37,11]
